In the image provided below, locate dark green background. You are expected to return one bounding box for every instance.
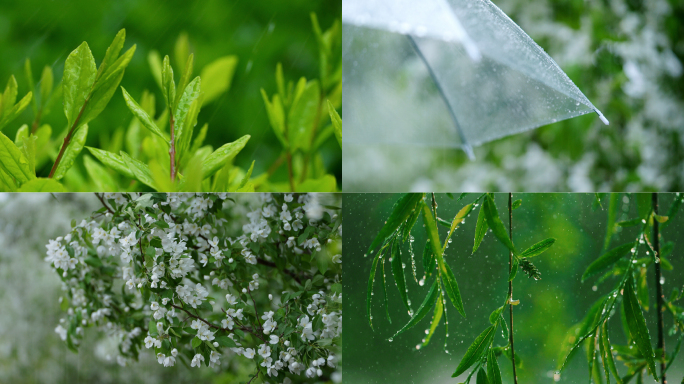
[344,193,684,383]
[0,0,341,184]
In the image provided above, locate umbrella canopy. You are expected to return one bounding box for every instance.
[342,0,609,159]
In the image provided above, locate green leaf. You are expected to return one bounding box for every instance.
[489,306,504,324]
[390,278,439,339]
[617,218,642,227]
[261,90,287,147]
[236,160,255,191]
[367,193,424,256]
[81,45,136,126]
[94,29,125,84]
[636,193,652,220]
[86,147,134,179]
[443,203,473,253]
[191,337,201,349]
[52,124,88,180]
[17,178,65,192]
[624,275,657,380]
[296,174,337,192]
[402,204,421,242]
[582,242,635,282]
[381,258,391,324]
[483,194,515,254]
[600,323,623,384]
[367,249,382,330]
[288,79,320,151]
[509,258,519,281]
[174,76,201,145]
[473,204,489,254]
[83,155,117,191]
[443,262,466,317]
[452,325,496,377]
[327,99,341,146]
[120,151,157,190]
[121,87,168,144]
[201,135,250,178]
[148,320,158,337]
[62,41,97,128]
[177,97,204,164]
[391,240,410,314]
[422,240,435,279]
[487,348,502,384]
[511,199,522,210]
[654,214,668,223]
[161,55,176,109]
[422,292,443,347]
[476,368,490,384]
[0,92,33,131]
[39,66,53,107]
[214,335,236,348]
[200,56,238,104]
[519,238,556,258]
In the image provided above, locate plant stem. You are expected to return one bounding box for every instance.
[286,151,295,192]
[48,96,90,178]
[508,192,518,384]
[267,151,286,176]
[30,106,43,134]
[653,192,666,384]
[169,112,176,182]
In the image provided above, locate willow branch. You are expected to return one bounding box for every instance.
[653,193,666,384]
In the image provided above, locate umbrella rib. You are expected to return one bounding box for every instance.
[407,35,475,160]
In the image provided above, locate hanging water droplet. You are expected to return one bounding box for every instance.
[592,285,597,291]
[415,344,421,350]
[388,338,393,342]
[425,329,429,335]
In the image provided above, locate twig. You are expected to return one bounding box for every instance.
[653,193,666,384]
[49,95,91,178]
[172,303,263,341]
[508,193,518,384]
[286,151,296,192]
[267,151,286,176]
[246,367,260,384]
[95,193,115,214]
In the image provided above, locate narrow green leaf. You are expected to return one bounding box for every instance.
[236,160,255,191]
[654,214,668,223]
[161,55,176,109]
[39,66,54,107]
[617,218,642,227]
[483,194,515,254]
[288,79,320,151]
[509,258,519,281]
[511,199,522,210]
[148,51,163,89]
[582,242,635,282]
[390,278,439,339]
[83,154,117,191]
[452,325,497,377]
[177,96,204,164]
[52,124,88,180]
[402,206,421,243]
[367,249,382,329]
[86,147,134,179]
[489,306,504,325]
[200,56,238,104]
[94,29,125,84]
[24,60,36,113]
[443,203,473,253]
[191,337,201,349]
[600,323,623,384]
[121,87,167,144]
[368,194,424,256]
[487,348,502,384]
[1,75,18,114]
[381,258,391,324]
[0,92,33,131]
[17,178,64,192]
[520,238,556,258]
[604,194,619,250]
[175,76,201,143]
[201,135,250,178]
[391,240,410,314]
[261,90,287,147]
[422,292,443,347]
[175,53,194,109]
[473,204,489,254]
[443,262,466,317]
[624,275,657,380]
[422,240,435,279]
[476,368,490,384]
[120,151,157,190]
[637,268,649,311]
[327,99,341,146]
[636,193,652,220]
[62,42,97,128]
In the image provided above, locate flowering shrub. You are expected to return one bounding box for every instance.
[46,193,342,383]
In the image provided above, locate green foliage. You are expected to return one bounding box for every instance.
[559,193,684,383]
[365,193,557,382]
[0,14,341,192]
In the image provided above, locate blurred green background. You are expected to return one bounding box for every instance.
[0,0,341,186]
[342,0,684,192]
[344,193,684,383]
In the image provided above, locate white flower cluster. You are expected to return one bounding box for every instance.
[46,193,342,383]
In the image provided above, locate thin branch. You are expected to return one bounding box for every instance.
[246,367,260,384]
[653,193,666,384]
[267,151,286,176]
[172,303,263,341]
[256,257,305,284]
[95,193,115,214]
[286,151,296,192]
[508,193,518,384]
[49,95,91,178]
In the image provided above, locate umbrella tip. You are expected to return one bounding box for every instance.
[595,109,609,125]
[463,144,476,161]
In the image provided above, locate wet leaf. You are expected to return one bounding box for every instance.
[17,178,64,192]
[86,147,134,179]
[452,325,496,377]
[381,258,391,324]
[443,203,473,252]
[121,87,167,144]
[476,368,489,384]
[0,131,33,186]
[443,262,466,317]
[473,204,488,253]
[367,194,424,256]
[288,79,320,152]
[174,76,201,145]
[120,151,156,190]
[600,323,623,384]
[161,55,176,109]
[201,135,250,178]
[62,42,96,128]
[328,99,341,146]
[487,348,502,384]
[483,194,515,254]
[422,293,443,347]
[623,275,657,380]
[83,155,117,191]
[519,238,555,258]
[390,278,439,339]
[391,240,410,314]
[582,242,635,282]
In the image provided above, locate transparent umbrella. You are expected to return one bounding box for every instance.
[342,0,609,159]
